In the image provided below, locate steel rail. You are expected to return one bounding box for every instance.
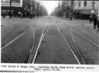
[66,24,99,48]
[70,28,86,64]
[56,24,81,64]
[72,28,99,48]
[27,26,36,63]
[32,24,46,63]
[2,27,31,50]
[58,23,87,64]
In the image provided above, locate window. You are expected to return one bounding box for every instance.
[84,1,87,7]
[78,1,81,7]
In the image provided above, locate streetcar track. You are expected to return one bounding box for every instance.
[72,29,99,48]
[27,26,36,63]
[56,24,81,64]
[70,29,86,64]
[58,23,99,64]
[1,27,31,50]
[29,26,35,52]
[32,24,46,63]
[3,17,97,64]
[57,22,99,64]
[73,26,99,45]
[63,24,99,48]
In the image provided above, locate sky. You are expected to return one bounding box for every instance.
[38,0,59,15]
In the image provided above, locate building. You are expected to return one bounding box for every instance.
[61,0,75,7]
[1,0,23,17]
[74,0,99,19]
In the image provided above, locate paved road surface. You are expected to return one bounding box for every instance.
[1,16,99,64]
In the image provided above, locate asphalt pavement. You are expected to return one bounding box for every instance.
[1,16,99,64]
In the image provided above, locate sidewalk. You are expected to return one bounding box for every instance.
[55,17,93,26]
[61,16,98,29]
[73,19,93,27]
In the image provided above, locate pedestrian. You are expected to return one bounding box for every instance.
[69,12,72,21]
[93,14,97,29]
[97,21,99,31]
[21,12,23,18]
[97,14,99,31]
[18,11,21,17]
[89,14,92,23]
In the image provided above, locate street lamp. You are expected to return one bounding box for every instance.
[91,10,95,14]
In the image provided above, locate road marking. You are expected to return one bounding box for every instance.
[56,24,81,64]
[32,24,46,63]
[2,28,30,50]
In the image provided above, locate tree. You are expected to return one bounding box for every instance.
[22,0,48,17]
[52,0,72,18]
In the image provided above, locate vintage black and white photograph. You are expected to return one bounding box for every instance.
[1,0,99,64]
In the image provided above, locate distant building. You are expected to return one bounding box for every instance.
[62,0,71,6]
[1,0,23,7]
[61,0,75,7]
[74,0,99,18]
[1,0,23,17]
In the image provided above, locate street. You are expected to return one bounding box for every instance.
[1,16,99,64]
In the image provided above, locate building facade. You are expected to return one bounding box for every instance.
[1,0,23,17]
[74,0,99,15]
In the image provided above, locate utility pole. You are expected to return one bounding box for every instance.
[71,0,74,10]
[59,0,61,16]
[30,0,34,18]
[59,0,60,8]
[37,1,39,17]
[36,0,39,17]
[92,0,95,11]
[9,0,12,18]
[70,0,75,20]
